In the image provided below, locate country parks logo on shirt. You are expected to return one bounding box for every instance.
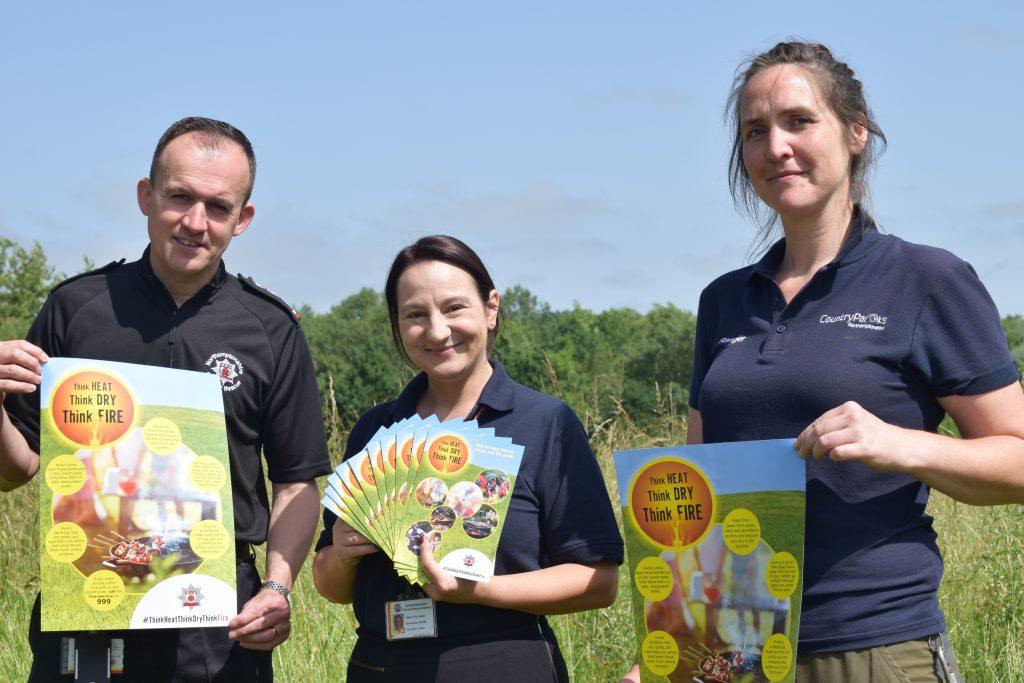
[818,312,888,331]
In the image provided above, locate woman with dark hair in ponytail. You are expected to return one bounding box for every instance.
[313,235,623,683]
[625,41,1024,683]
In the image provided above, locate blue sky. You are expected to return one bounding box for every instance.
[2,3,1021,315]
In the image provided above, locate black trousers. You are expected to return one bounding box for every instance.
[28,550,271,682]
[346,617,570,683]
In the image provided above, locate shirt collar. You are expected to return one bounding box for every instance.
[749,207,881,283]
[474,360,515,414]
[391,371,429,418]
[391,359,516,422]
[139,245,228,299]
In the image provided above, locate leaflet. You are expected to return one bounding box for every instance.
[322,417,522,586]
[613,440,805,683]
[38,358,236,631]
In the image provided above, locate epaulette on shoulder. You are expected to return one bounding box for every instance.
[50,259,126,294]
[237,274,302,326]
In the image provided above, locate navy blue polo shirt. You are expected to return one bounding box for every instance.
[690,211,1018,652]
[316,360,624,639]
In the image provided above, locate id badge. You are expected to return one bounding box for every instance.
[386,597,437,640]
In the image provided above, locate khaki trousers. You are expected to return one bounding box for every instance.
[796,633,962,683]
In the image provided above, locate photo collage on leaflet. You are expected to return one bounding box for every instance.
[323,417,524,585]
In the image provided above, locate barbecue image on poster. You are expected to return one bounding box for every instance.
[38,357,236,631]
[614,440,805,683]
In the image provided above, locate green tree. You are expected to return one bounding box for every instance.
[500,284,550,320]
[1002,315,1024,377]
[491,285,549,392]
[0,238,59,339]
[301,281,702,439]
[302,288,411,432]
[496,288,698,433]
[623,304,696,421]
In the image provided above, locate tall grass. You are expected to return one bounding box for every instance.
[0,478,38,679]
[932,494,1024,681]
[2,390,1022,681]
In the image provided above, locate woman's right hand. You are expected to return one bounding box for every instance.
[330,517,379,564]
[313,516,379,603]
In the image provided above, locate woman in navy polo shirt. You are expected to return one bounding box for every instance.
[625,42,1024,682]
[312,235,624,682]
[708,42,1024,680]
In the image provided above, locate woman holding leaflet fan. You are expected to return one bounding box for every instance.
[313,235,623,682]
[624,41,1024,683]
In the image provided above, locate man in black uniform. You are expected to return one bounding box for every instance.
[0,117,332,681]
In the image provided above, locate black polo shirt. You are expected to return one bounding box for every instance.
[690,211,1018,652]
[6,249,332,544]
[316,360,624,639]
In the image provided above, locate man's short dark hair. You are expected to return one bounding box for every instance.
[149,117,257,201]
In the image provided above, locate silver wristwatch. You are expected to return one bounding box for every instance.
[261,580,292,607]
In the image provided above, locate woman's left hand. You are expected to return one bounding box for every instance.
[418,532,485,604]
[420,538,619,612]
[796,386,1024,504]
[419,532,485,605]
[794,401,910,471]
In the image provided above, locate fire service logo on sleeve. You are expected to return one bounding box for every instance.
[206,353,244,392]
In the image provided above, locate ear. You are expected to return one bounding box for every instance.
[485,289,500,330]
[233,203,256,237]
[848,119,869,156]
[136,178,152,216]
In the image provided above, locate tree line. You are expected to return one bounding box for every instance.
[4,237,1023,439]
[300,284,697,436]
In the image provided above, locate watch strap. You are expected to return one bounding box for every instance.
[261,580,292,606]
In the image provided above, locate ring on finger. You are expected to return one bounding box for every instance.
[271,625,279,638]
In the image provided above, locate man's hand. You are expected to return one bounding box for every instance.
[226,480,319,649]
[0,340,48,488]
[0,340,48,401]
[227,588,291,651]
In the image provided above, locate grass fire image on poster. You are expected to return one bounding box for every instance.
[614,440,805,683]
[38,358,236,631]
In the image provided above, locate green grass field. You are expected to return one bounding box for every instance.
[3,439,1023,681]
